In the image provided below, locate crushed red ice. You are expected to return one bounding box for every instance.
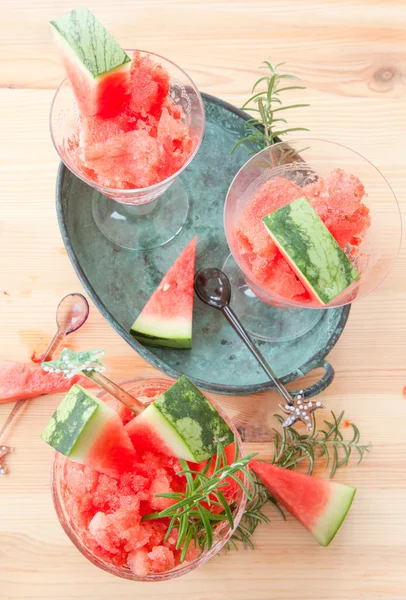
[62,449,198,577]
[68,52,197,189]
[236,169,371,301]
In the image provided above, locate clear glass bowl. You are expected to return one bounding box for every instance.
[51,377,247,582]
[50,50,205,250]
[223,139,401,340]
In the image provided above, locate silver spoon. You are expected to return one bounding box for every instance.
[0,293,90,474]
[194,268,324,429]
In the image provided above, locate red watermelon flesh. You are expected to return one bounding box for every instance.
[250,460,356,546]
[125,415,175,457]
[0,360,94,404]
[130,238,197,348]
[61,51,130,118]
[85,414,137,479]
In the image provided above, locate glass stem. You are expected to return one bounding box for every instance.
[85,371,145,415]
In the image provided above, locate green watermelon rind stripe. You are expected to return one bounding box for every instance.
[153,376,234,462]
[40,384,115,462]
[313,483,356,546]
[130,315,192,349]
[41,384,98,455]
[50,7,130,79]
[130,329,192,349]
[262,197,360,305]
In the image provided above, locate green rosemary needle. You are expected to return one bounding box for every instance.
[232,60,309,154]
[142,438,258,560]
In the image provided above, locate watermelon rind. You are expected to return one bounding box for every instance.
[152,376,234,462]
[50,7,130,80]
[313,482,356,547]
[130,316,192,349]
[135,404,197,462]
[41,384,116,463]
[262,196,360,304]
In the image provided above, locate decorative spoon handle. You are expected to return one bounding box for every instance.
[222,305,294,406]
[85,371,145,415]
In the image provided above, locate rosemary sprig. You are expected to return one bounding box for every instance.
[232,60,309,154]
[225,470,285,552]
[144,412,369,557]
[273,410,371,478]
[142,438,258,561]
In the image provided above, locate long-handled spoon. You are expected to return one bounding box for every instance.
[41,348,145,416]
[85,370,145,415]
[194,268,324,430]
[0,293,90,474]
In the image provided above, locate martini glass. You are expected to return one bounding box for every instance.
[50,50,205,251]
[223,139,401,342]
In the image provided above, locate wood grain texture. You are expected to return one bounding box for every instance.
[0,0,405,598]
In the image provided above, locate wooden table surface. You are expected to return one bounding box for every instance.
[1,1,406,598]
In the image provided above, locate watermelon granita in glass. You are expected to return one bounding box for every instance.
[50,378,247,581]
[49,8,205,250]
[224,139,401,342]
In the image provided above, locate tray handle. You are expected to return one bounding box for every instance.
[290,360,335,400]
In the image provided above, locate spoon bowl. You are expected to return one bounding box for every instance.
[194,268,231,310]
[56,293,90,336]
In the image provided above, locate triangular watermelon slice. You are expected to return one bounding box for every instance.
[130,237,197,349]
[0,360,94,404]
[250,460,356,546]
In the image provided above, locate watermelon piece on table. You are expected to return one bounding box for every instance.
[41,384,136,479]
[250,460,356,546]
[262,197,360,305]
[50,7,131,118]
[125,376,234,463]
[130,237,197,349]
[0,360,93,404]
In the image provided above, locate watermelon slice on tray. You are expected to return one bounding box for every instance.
[130,237,197,348]
[41,384,136,479]
[0,359,93,404]
[250,460,356,546]
[50,7,131,118]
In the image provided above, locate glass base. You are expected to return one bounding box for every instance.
[92,178,189,251]
[222,254,324,343]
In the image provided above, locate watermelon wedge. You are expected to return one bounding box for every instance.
[0,360,93,404]
[250,460,356,546]
[130,238,197,349]
[41,384,136,479]
[262,197,360,305]
[51,8,131,118]
[125,375,234,462]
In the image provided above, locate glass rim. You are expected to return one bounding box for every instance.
[50,376,248,582]
[224,137,402,309]
[49,49,206,196]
